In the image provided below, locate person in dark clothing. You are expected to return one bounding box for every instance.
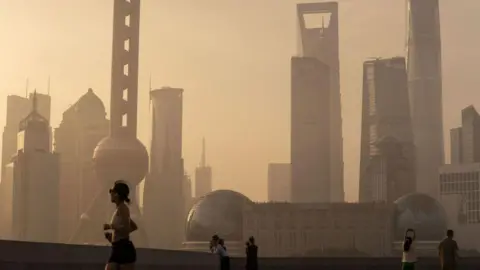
[438,230,459,270]
[245,236,258,270]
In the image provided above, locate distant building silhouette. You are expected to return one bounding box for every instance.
[450,106,480,164]
[143,87,185,249]
[406,0,444,198]
[358,57,416,203]
[291,56,331,203]
[183,173,193,216]
[70,0,149,247]
[1,93,50,180]
[296,2,344,202]
[54,88,109,242]
[195,138,212,198]
[267,163,291,202]
[1,92,59,242]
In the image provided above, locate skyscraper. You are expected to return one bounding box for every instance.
[143,87,185,249]
[194,138,212,198]
[1,93,50,180]
[358,57,416,202]
[296,2,344,202]
[54,88,109,242]
[406,0,444,197]
[71,0,149,246]
[291,56,331,203]
[450,106,480,164]
[4,93,59,242]
[267,163,291,202]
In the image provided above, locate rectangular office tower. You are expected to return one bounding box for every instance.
[1,93,51,180]
[406,0,444,198]
[291,57,331,203]
[358,57,416,203]
[296,2,344,201]
[1,94,59,242]
[267,163,291,202]
[450,106,480,164]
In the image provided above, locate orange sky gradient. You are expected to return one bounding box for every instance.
[0,0,479,202]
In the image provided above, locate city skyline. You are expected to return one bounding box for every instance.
[0,0,479,202]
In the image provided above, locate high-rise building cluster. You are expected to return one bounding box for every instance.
[4,0,480,256]
[0,0,201,249]
[268,0,445,206]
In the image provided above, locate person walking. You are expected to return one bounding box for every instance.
[245,236,258,270]
[402,228,417,270]
[438,230,459,270]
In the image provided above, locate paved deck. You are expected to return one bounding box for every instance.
[0,240,479,269]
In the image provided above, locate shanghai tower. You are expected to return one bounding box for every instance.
[406,0,444,198]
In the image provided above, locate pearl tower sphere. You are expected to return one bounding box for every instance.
[93,136,148,187]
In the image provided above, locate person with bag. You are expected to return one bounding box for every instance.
[402,228,417,270]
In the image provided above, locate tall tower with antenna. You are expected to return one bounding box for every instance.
[195,137,212,198]
[70,0,149,246]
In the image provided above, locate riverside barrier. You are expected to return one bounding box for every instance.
[0,240,479,269]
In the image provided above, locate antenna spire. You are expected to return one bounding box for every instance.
[47,76,51,95]
[200,137,206,167]
[32,89,38,113]
[149,74,152,91]
[25,78,29,98]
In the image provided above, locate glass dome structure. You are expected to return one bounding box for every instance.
[185,190,253,242]
[393,193,447,241]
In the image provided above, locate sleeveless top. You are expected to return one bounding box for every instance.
[110,204,130,242]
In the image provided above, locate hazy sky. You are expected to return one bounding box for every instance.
[0,0,479,202]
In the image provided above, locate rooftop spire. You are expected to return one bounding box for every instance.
[47,76,51,95]
[32,89,38,113]
[200,137,206,167]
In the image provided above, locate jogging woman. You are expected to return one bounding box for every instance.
[104,181,138,270]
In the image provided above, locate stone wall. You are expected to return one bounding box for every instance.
[0,240,479,270]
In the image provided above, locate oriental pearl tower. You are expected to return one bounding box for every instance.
[70,0,149,246]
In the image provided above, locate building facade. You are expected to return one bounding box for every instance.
[439,163,480,224]
[2,93,59,242]
[243,202,393,257]
[358,57,416,202]
[267,163,291,202]
[293,2,345,202]
[195,138,212,198]
[1,93,50,180]
[291,57,331,203]
[450,127,463,165]
[296,2,344,202]
[406,0,444,198]
[450,106,480,164]
[54,89,109,242]
[143,87,185,249]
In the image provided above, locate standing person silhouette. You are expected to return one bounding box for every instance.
[402,228,417,270]
[210,235,230,270]
[245,236,258,270]
[103,181,138,270]
[438,230,459,270]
